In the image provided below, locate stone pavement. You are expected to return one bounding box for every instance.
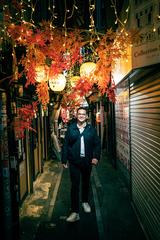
[19,160,62,240]
[20,152,147,240]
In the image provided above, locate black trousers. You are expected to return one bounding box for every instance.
[69,160,92,213]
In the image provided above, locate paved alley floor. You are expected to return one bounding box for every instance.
[20,152,147,240]
[35,168,100,240]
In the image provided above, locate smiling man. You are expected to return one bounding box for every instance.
[61,107,101,222]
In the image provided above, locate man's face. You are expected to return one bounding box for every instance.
[77,109,87,123]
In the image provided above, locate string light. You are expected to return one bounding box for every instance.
[67,0,78,19]
[126,7,129,13]
[153,26,156,32]
[48,0,57,29]
[1,0,131,76]
[20,0,24,20]
[111,0,130,28]
[63,0,68,38]
[30,0,38,23]
[89,0,96,33]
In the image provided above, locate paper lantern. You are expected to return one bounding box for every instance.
[70,76,80,87]
[49,74,66,92]
[80,62,96,77]
[96,112,101,123]
[61,107,70,123]
[35,66,48,83]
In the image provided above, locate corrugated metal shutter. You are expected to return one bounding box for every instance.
[130,71,160,240]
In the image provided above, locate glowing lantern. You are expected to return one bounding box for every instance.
[49,74,66,92]
[96,112,101,123]
[61,107,70,123]
[70,76,80,87]
[80,62,96,77]
[35,66,48,83]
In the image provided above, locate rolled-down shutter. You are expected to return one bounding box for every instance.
[130,72,160,240]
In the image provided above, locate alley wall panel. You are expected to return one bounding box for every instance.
[130,74,160,240]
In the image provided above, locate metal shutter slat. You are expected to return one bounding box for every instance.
[130,73,160,240]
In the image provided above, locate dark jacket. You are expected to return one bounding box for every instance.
[61,122,101,165]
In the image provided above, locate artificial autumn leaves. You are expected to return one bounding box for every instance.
[13,102,37,139]
[7,21,132,107]
[6,20,132,138]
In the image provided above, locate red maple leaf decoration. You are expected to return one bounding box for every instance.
[73,77,93,97]
[13,102,38,139]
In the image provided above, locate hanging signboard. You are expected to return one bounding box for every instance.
[131,0,160,68]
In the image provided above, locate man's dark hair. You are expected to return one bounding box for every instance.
[77,107,88,115]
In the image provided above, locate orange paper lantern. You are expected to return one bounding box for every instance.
[70,76,80,87]
[35,66,48,83]
[80,62,96,77]
[49,74,66,92]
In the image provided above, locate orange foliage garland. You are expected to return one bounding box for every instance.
[2,16,134,139]
[6,22,133,105]
[13,102,38,139]
[73,77,93,97]
[36,81,49,110]
[0,4,137,139]
[93,29,132,97]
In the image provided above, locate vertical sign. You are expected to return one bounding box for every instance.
[115,80,130,171]
[0,91,12,239]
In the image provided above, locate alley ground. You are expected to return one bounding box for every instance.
[20,151,147,240]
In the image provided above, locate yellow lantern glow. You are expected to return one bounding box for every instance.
[96,112,101,123]
[35,66,48,83]
[49,74,66,92]
[80,62,96,77]
[70,76,80,87]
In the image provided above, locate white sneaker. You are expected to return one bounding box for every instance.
[66,212,80,222]
[82,202,91,213]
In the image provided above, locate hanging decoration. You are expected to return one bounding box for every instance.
[35,66,48,83]
[73,77,93,97]
[80,62,96,77]
[0,0,134,138]
[13,102,38,139]
[36,81,49,110]
[61,107,70,123]
[69,76,80,87]
[49,74,66,92]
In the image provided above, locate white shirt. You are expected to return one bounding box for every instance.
[77,123,86,157]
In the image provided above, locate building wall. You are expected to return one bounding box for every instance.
[130,66,160,240]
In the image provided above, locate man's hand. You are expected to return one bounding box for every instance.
[92,158,98,165]
[62,163,68,168]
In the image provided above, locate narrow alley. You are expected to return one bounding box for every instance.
[20,151,146,240]
[0,1,160,240]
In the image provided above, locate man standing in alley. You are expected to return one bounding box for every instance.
[61,106,101,222]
